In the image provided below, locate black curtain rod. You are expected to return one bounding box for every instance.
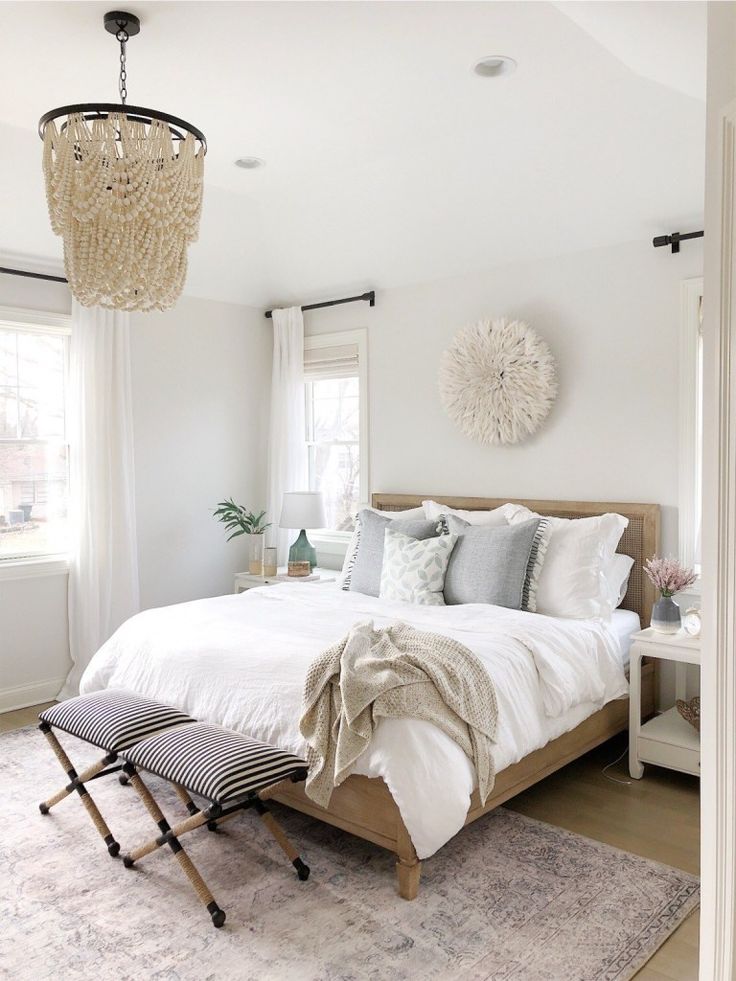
[0,268,379,313]
[265,290,375,319]
[0,265,67,284]
[652,230,704,254]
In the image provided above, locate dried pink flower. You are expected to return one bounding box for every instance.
[644,556,698,597]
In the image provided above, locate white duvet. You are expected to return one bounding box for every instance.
[80,583,628,858]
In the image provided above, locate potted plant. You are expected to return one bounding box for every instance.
[213,499,271,575]
[644,556,698,633]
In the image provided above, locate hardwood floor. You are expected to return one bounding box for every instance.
[2,706,699,979]
[0,701,55,732]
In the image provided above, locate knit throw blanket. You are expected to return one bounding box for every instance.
[299,620,499,807]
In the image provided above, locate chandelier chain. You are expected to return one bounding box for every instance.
[117,29,129,105]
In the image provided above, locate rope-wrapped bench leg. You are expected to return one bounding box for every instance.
[172,846,226,928]
[173,783,217,830]
[254,799,310,881]
[124,803,211,865]
[121,764,226,928]
[38,723,120,857]
[120,763,171,839]
[173,783,199,816]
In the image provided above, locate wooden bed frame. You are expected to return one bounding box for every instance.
[268,494,660,900]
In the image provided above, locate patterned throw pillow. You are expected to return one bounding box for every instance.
[379,527,458,606]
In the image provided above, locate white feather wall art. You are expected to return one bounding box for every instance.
[438,317,557,446]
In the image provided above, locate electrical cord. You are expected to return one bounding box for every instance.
[601,744,633,786]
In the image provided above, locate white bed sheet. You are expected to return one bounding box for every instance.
[610,608,641,665]
[80,583,629,859]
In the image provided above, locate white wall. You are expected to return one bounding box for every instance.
[0,272,270,709]
[0,570,70,710]
[306,238,703,554]
[130,296,270,609]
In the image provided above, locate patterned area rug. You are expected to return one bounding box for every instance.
[0,726,698,981]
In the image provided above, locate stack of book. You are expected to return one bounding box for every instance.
[276,572,321,582]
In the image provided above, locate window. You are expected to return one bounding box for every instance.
[679,278,703,580]
[304,329,368,534]
[0,309,70,561]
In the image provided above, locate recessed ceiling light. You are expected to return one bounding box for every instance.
[473,56,516,78]
[235,157,265,169]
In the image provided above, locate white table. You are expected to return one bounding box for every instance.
[233,567,336,593]
[628,627,700,779]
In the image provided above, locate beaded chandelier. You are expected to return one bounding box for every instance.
[39,11,206,312]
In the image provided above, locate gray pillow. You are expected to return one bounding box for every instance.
[349,509,440,597]
[442,514,543,609]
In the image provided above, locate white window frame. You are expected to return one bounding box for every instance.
[304,328,369,554]
[0,304,72,579]
[678,277,703,590]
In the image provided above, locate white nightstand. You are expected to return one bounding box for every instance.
[233,567,336,593]
[629,627,700,779]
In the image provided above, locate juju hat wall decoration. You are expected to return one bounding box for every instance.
[39,11,206,312]
[438,317,557,446]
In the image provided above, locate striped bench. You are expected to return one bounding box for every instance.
[38,690,194,856]
[120,721,310,927]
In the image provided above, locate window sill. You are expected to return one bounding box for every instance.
[310,530,352,557]
[0,555,70,581]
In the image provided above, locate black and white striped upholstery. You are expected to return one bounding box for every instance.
[122,722,307,804]
[40,690,193,752]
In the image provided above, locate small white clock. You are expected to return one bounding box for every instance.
[683,607,702,638]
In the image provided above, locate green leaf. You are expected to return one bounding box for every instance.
[214,499,270,538]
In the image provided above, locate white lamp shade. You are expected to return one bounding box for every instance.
[279,491,326,530]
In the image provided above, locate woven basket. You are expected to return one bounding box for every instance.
[676,696,700,733]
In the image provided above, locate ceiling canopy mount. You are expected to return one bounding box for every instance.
[103,10,140,39]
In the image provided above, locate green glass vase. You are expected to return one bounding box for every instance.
[288,529,317,570]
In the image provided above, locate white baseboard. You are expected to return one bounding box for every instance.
[0,678,64,714]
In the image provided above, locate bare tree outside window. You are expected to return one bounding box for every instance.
[0,325,69,559]
[305,376,360,530]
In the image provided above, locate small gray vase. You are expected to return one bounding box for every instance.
[651,595,681,634]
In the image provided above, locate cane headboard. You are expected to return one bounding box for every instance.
[371,494,660,626]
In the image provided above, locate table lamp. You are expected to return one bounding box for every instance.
[280,491,326,574]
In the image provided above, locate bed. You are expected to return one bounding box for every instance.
[271,494,658,898]
[80,494,659,900]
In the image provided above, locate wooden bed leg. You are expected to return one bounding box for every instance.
[396,856,422,900]
[395,820,421,900]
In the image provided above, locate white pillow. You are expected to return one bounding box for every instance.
[338,506,427,586]
[422,500,516,527]
[507,506,628,619]
[379,527,458,606]
[605,553,634,609]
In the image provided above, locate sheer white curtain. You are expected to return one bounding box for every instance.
[59,301,140,699]
[267,306,307,564]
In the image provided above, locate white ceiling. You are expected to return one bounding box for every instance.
[0,1,706,308]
